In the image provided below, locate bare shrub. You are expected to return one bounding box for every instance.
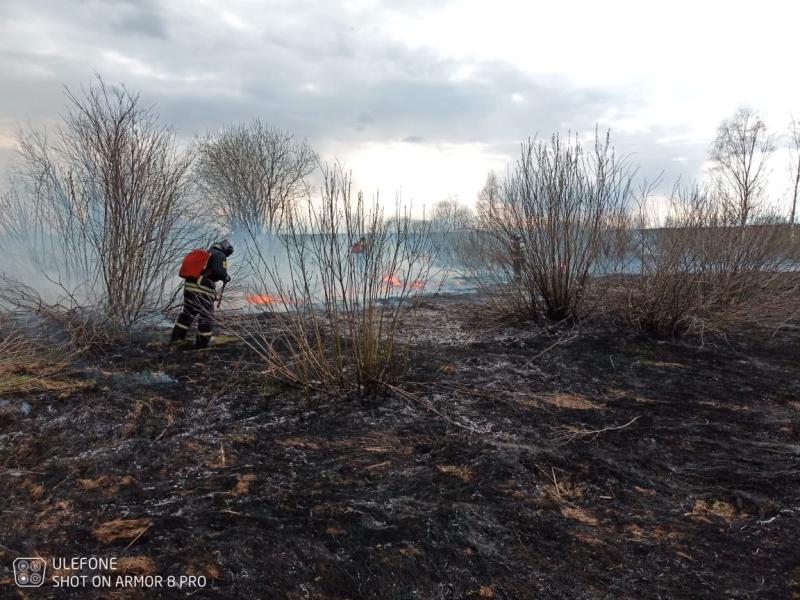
[455,225,536,322]
[12,76,198,332]
[231,164,436,397]
[610,183,798,337]
[196,120,317,235]
[470,131,633,322]
[0,182,36,244]
[0,314,73,395]
[0,277,115,347]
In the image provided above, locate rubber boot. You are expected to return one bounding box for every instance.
[170,325,188,343]
[195,335,211,349]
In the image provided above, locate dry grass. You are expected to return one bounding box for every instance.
[437,464,474,482]
[115,556,158,575]
[93,518,152,545]
[231,473,257,495]
[538,392,602,410]
[0,316,74,395]
[687,498,740,522]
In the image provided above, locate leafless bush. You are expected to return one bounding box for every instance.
[0,276,116,347]
[12,76,199,332]
[231,164,436,398]
[0,313,73,395]
[196,120,317,235]
[606,183,799,337]
[469,131,633,322]
[0,182,36,243]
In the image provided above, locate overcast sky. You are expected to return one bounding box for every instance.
[1,0,799,210]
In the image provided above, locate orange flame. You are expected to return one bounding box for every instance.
[410,279,426,290]
[245,293,288,305]
[382,274,402,286]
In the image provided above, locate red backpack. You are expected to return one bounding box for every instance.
[178,249,210,279]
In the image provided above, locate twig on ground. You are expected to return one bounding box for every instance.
[124,523,152,549]
[0,542,21,556]
[384,382,487,434]
[519,334,577,369]
[551,416,640,445]
[534,464,579,510]
[154,423,173,441]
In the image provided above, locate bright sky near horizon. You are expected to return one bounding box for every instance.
[1,0,798,212]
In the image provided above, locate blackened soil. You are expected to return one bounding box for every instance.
[1,295,799,599]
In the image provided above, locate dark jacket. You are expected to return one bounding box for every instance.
[203,244,231,286]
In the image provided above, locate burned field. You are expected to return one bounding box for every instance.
[1,293,800,599]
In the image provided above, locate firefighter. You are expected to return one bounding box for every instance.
[170,239,233,349]
[351,236,368,254]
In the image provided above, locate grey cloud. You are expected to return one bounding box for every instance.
[111,7,169,39]
[0,0,706,192]
[1,0,168,39]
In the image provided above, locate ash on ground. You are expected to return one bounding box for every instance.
[1,293,799,599]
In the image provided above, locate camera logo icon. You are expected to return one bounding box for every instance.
[13,558,47,587]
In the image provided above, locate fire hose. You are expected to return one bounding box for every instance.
[217,280,227,308]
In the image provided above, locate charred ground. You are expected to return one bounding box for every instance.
[1,293,799,599]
